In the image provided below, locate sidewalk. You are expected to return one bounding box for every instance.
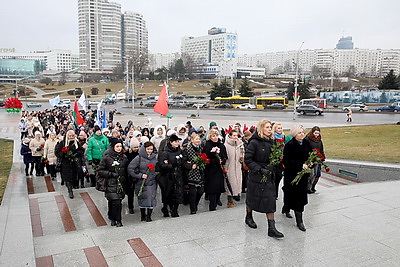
[1,110,400,266]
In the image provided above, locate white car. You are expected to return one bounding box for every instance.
[342,103,368,112]
[236,103,256,109]
[88,100,101,105]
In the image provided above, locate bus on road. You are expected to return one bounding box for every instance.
[214,96,250,108]
[255,97,288,109]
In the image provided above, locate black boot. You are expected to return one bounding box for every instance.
[161,204,169,217]
[171,204,179,217]
[295,211,306,231]
[146,209,153,222]
[268,219,284,238]
[129,208,134,214]
[281,207,293,218]
[110,220,116,226]
[140,208,146,221]
[66,182,74,199]
[245,211,257,229]
[115,221,123,227]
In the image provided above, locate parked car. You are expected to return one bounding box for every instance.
[342,103,368,112]
[88,100,101,105]
[61,99,71,105]
[236,103,256,109]
[26,102,42,108]
[375,105,400,112]
[144,101,156,107]
[215,103,233,109]
[104,99,116,105]
[193,103,208,108]
[54,103,70,109]
[264,103,286,110]
[0,99,4,107]
[296,105,323,115]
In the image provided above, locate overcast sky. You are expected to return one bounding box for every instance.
[1,0,399,55]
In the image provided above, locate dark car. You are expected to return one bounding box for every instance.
[144,101,156,107]
[296,105,323,115]
[0,99,5,107]
[104,99,116,105]
[375,105,400,112]
[215,103,233,109]
[264,103,286,110]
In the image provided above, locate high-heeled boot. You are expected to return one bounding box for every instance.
[140,208,146,221]
[267,219,284,238]
[66,182,74,199]
[245,211,257,229]
[295,211,306,231]
[171,204,179,217]
[146,209,153,222]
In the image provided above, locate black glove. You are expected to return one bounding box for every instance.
[260,168,272,176]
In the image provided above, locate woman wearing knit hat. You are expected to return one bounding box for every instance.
[21,138,34,176]
[29,131,46,176]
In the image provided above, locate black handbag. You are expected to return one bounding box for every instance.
[96,175,107,192]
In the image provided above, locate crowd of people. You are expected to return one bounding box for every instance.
[18,108,325,237]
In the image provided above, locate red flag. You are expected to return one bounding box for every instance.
[154,82,171,118]
[73,100,85,125]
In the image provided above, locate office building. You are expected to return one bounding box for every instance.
[122,12,148,58]
[336,36,354,50]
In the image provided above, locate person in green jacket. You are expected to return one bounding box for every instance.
[86,125,110,186]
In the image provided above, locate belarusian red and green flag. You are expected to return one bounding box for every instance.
[154,82,172,118]
[73,100,85,126]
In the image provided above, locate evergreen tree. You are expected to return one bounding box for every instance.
[174,59,186,79]
[238,78,254,97]
[378,70,399,90]
[208,79,231,100]
[287,79,312,100]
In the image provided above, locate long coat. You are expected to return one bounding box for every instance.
[29,137,45,157]
[283,138,312,212]
[86,134,109,161]
[55,139,84,182]
[158,142,188,204]
[44,139,58,165]
[98,149,128,201]
[127,146,158,207]
[244,131,276,213]
[21,144,34,164]
[224,136,244,196]
[183,142,204,186]
[203,139,227,195]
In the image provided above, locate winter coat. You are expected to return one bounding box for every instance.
[283,138,312,212]
[184,142,204,186]
[157,142,189,204]
[150,125,166,152]
[203,139,228,195]
[21,144,34,164]
[55,139,85,182]
[244,131,276,213]
[29,137,45,157]
[305,137,325,158]
[86,134,109,161]
[44,139,58,165]
[98,149,128,201]
[224,136,244,196]
[127,146,158,207]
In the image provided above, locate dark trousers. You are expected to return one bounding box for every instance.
[48,164,56,178]
[189,184,204,212]
[33,156,44,176]
[127,193,134,210]
[108,199,122,222]
[208,193,221,211]
[20,131,28,140]
[25,163,34,175]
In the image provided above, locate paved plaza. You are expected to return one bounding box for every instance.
[1,110,400,266]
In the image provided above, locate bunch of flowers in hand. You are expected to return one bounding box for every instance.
[42,157,49,165]
[112,160,124,194]
[36,144,44,152]
[138,163,155,196]
[291,148,329,185]
[260,142,284,183]
[189,153,209,175]
[61,146,77,165]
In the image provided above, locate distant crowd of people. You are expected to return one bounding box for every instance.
[18,108,325,237]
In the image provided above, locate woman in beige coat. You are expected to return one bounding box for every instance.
[44,132,58,180]
[29,131,46,176]
[224,129,244,208]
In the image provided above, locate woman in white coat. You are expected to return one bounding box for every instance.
[44,132,59,180]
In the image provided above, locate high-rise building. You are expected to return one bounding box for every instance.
[181,27,238,78]
[78,0,122,72]
[149,53,180,71]
[122,12,148,58]
[336,36,354,49]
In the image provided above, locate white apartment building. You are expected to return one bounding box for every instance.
[149,53,181,71]
[238,49,400,78]
[181,27,238,78]
[78,0,122,72]
[0,49,72,72]
[122,12,148,58]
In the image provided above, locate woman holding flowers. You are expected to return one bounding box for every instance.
[282,124,312,231]
[44,132,58,180]
[305,126,325,193]
[184,133,206,214]
[98,139,129,227]
[29,131,46,176]
[127,141,158,222]
[244,119,284,238]
[55,130,85,199]
[203,129,228,212]
[224,129,244,208]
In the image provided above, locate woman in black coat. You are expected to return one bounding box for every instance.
[203,129,228,211]
[157,134,188,217]
[55,130,85,199]
[283,124,312,232]
[244,119,283,238]
[98,139,129,227]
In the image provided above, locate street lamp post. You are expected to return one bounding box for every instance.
[293,41,304,120]
[330,55,334,89]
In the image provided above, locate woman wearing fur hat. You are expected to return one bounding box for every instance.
[21,138,34,176]
[55,130,85,199]
[98,139,129,227]
[29,131,46,176]
[44,132,59,180]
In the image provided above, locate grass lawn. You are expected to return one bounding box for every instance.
[0,139,13,205]
[316,124,400,164]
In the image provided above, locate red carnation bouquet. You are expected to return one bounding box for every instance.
[61,146,78,165]
[138,163,155,196]
[291,148,329,185]
[189,153,209,175]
